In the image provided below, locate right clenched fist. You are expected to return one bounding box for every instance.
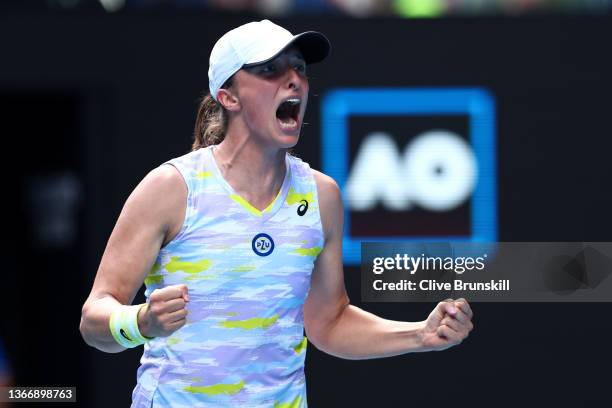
[137,284,189,338]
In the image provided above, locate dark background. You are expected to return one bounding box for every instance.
[1,12,611,407]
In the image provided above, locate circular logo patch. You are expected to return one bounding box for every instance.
[252,233,274,257]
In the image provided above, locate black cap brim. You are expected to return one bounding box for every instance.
[243,31,330,68]
[291,31,331,65]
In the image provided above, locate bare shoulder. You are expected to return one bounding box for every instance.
[312,169,341,202]
[311,169,343,240]
[122,164,187,240]
[135,164,186,197]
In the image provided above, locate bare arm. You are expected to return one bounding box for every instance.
[303,171,474,360]
[79,165,187,353]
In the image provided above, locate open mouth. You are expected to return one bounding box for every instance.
[275,98,301,131]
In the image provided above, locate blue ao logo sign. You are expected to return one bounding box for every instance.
[252,233,275,257]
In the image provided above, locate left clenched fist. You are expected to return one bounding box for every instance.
[421,298,473,351]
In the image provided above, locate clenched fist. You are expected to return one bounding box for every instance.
[137,284,190,338]
[421,298,473,351]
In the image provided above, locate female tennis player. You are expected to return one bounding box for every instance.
[79,20,473,407]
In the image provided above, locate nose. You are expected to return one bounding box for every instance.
[285,67,304,91]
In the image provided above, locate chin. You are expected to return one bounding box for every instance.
[270,123,301,149]
[277,133,300,149]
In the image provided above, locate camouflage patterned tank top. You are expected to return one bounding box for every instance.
[131,146,324,408]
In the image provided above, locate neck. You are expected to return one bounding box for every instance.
[212,122,287,210]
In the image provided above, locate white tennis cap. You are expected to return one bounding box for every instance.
[208,20,330,101]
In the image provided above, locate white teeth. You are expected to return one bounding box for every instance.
[278,118,298,130]
[285,98,301,106]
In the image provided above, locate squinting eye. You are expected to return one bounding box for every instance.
[295,64,306,73]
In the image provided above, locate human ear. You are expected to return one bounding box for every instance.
[217,88,241,112]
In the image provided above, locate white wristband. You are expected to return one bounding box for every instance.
[109,304,152,348]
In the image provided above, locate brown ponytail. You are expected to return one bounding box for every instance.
[192,93,228,151]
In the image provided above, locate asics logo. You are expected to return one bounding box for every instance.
[297,199,309,216]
